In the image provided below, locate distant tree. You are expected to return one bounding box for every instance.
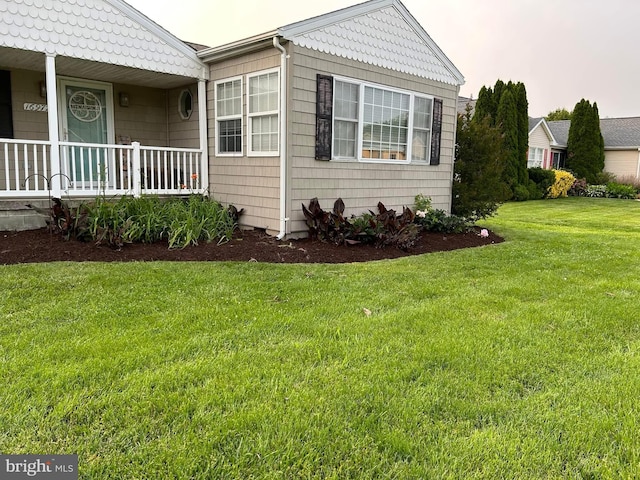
[566,99,605,183]
[453,106,510,219]
[514,82,529,186]
[473,86,495,124]
[546,108,572,121]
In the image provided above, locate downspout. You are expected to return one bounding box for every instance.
[637,148,640,180]
[273,36,288,239]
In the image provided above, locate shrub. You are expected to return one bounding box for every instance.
[548,170,576,198]
[585,185,607,197]
[528,167,556,198]
[569,178,588,196]
[414,194,433,212]
[512,184,530,201]
[616,175,640,192]
[526,180,543,200]
[302,198,420,250]
[415,209,470,234]
[593,171,617,185]
[606,182,637,199]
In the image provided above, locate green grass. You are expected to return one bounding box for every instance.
[1,197,639,478]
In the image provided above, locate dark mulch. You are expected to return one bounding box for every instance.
[0,227,503,265]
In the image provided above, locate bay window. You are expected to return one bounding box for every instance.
[329,77,435,163]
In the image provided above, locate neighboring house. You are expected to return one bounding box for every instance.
[527,117,566,170]
[529,116,640,180]
[0,0,465,236]
[457,96,477,116]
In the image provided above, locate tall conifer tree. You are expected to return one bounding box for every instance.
[496,89,519,188]
[566,99,605,183]
[515,82,529,185]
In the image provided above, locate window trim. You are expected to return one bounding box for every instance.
[247,68,280,157]
[178,89,193,120]
[331,75,434,164]
[214,75,243,157]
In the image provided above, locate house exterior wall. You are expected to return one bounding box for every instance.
[167,84,200,149]
[9,69,49,141]
[206,49,282,233]
[528,124,551,168]
[286,45,459,235]
[604,149,640,179]
[3,68,173,146]
[112,83,168,146]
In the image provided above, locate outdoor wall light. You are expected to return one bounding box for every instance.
[39,81,46,98]
[119,92,130,107]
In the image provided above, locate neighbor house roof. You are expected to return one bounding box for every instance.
[599,117,640,148]
[548,120,570,147]
[528,117,558,145]
[199,0,464,86]
[548,117,640,149]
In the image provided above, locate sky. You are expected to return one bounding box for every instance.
[126,0,640,119]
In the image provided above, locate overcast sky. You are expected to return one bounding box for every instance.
[126,0,639,119]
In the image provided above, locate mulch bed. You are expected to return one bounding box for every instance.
[0,227,503,265]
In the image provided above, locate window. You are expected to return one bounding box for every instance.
[528,147,544,168]
[178,89,193,120]
[329,77,434,163]
[215,77,242,155]
[248,69,279,155]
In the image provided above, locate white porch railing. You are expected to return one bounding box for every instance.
[0,139,205,198]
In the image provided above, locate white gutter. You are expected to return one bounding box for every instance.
[274,37,289,239]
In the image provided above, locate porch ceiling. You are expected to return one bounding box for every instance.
[0,47,196,89]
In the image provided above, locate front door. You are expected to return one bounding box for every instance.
[59,78,114,186]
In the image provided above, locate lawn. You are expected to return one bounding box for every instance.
[1,197,639,478]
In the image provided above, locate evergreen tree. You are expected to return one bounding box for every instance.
[514,82,529,186]
[566,99,605,183]
[453,106,510,219]
[473,86,495,124]
[546,108,572,121]
[496,88,519,189]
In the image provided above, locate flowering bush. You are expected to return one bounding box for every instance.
[548,170,576,198]
[569,178,588,196]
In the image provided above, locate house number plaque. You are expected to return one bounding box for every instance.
[23,103,48,112]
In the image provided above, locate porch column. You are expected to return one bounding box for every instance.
[197,78,209,193]
[45,54,62,197]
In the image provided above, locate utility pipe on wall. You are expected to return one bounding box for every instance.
[273,37,288,239]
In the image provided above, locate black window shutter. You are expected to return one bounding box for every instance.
[0,70,13,139]
[430,98,443,165]
[315,74,333,160]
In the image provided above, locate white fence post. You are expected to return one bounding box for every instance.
[132,141,141,197]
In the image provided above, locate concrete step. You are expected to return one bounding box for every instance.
[0,200,49,231]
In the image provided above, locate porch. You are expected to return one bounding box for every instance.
[1,138,205,198]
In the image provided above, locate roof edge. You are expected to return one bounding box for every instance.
[529,117,558,145]
[107,0,207,76]
[198,31,279,63]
